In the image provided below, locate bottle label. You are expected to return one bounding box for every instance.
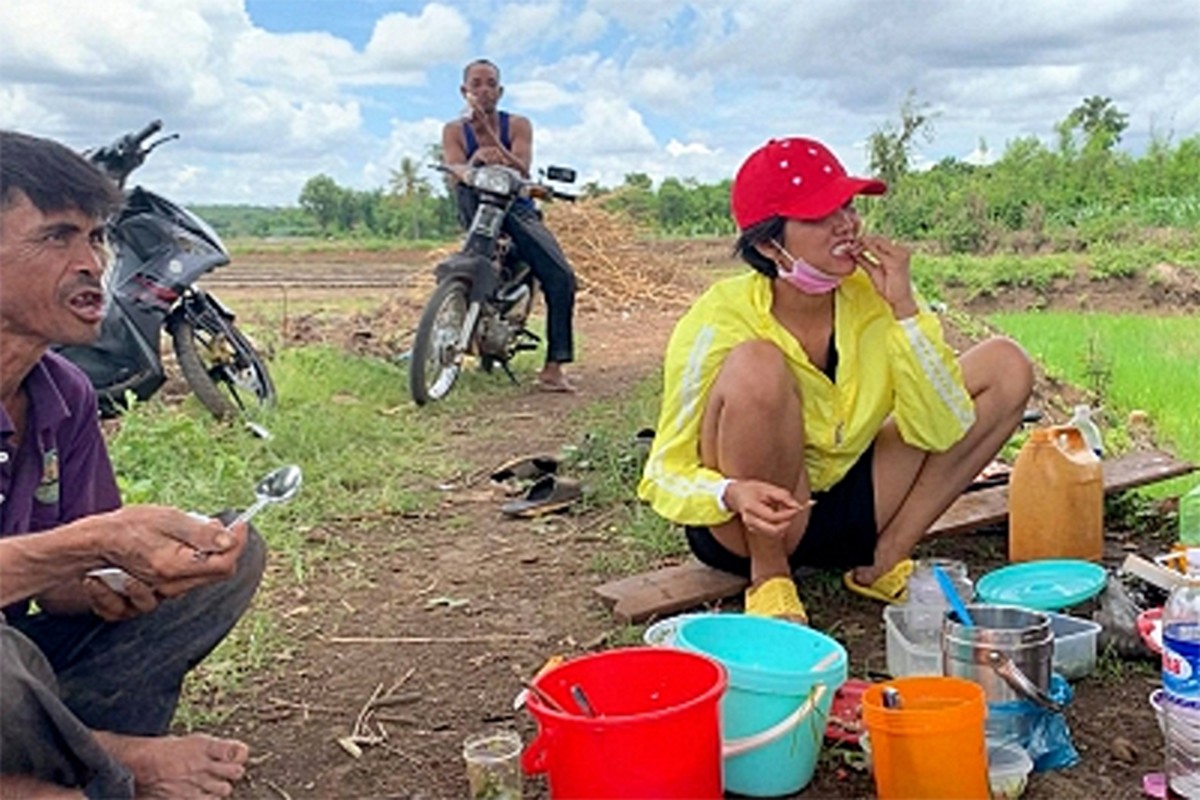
[1163,623,1200,701]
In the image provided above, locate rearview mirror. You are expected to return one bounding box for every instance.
[545,166,576,184]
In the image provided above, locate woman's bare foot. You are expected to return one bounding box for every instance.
[95,732,249,799]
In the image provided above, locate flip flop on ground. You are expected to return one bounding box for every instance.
[490,454,560,483]
[843,559,915,604]
[500,475,583,518]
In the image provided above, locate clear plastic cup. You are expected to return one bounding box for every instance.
[463,729,522,800]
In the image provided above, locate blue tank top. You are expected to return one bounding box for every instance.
[463,110,511,157]
[463,111,534,212]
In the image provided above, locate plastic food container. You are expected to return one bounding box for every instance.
[1047,611,1101,680]
[988,739,1033,799]
[641,613,708,647]
[883,605,1100,680]
[884,604,941,677]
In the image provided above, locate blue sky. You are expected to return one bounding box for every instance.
[3,1,1198,206]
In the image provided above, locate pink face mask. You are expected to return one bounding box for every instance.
[775,244,844,295]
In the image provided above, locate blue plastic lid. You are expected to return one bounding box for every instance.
[975,559,1107,611]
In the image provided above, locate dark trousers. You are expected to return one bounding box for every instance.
[455,185,576,364]
[0,529,265,796]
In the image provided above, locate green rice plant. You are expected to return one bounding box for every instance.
[987,311,1200,497]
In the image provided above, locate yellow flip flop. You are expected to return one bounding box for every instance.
[745,576,808,624]
[843,559,915,604]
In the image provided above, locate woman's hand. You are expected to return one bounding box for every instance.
[853,235,919,319]
[724,479,811,539]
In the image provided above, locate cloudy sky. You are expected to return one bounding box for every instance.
[3,0,1198,206]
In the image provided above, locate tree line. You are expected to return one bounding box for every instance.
[201,96,1200,254]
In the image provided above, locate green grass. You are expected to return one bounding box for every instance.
[987,311,1200,498]
[107,344,454,721]
[558,373,690,573]
[913,243,1200,301]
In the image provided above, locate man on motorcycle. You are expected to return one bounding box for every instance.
[0,131,259,798]
[442,58,578,392]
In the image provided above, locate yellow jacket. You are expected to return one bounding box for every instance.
[637,270,975,527]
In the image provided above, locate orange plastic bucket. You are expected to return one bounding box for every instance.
[862,676,989,800]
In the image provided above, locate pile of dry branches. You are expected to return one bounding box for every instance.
[543,200,697,312]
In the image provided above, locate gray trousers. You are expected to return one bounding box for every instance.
[0,528,265,797]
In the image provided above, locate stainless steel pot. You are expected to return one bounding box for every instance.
[941,604,1060,743]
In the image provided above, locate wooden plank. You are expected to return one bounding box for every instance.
[931,449,1195,536]
[595,450,1195,623]
[593,560,749,624]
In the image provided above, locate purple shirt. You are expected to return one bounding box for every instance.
[0,351,121,617]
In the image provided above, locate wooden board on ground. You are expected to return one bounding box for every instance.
[595,449,1195,623]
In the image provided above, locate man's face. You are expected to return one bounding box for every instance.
[0,191,109,350]
[462,63,502,113]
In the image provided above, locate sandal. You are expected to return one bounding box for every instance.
[843,559,915,604]
[500,475,583,518]
[490,454,559,483]
[744,576,808,624]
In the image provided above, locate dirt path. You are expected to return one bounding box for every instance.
[199,247,1177,799]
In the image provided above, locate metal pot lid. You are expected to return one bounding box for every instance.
[976,560,1107,611]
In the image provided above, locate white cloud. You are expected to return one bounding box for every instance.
[570,8,609,44]
[547,97,656,157]
[232,30,357,96]
[483,2,563,56]
[1,0,1195,205]
[363,4,472,75]
[666,139,715,158]
[508,80,575,112]
[626,65,712,114]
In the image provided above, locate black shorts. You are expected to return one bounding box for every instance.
[685,444,877,576]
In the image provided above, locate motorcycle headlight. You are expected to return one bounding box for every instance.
[472,166,516,195]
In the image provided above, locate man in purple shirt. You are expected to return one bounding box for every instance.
[1,131,264,798]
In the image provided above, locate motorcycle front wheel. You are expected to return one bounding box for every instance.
[169,315,276,419]
[409,278,471,406]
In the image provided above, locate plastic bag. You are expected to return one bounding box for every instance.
[1095,573,1149,658]
[988,674,1079,773]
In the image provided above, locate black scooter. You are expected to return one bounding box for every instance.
[57,120,275,420]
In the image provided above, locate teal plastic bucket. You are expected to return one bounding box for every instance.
[675,614,847,797]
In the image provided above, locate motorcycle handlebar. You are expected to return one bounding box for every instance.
[438,163,577,201]
[131,119,163,147]
[89,120,168,186]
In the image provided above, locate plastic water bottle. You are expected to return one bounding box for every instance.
[1067,404,1104,458]
[1161,548,1200,798]
[904,559,973,648]
[1181,483,1200,547]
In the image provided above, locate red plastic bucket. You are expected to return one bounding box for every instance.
[522,647,727,799]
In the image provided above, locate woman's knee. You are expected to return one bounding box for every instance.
[965,337,1034,404]
[713,341,797,410]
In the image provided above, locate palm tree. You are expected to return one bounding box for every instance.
[388,157,432,240]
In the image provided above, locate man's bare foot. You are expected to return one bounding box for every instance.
[535,363,576,393]
[95,732,249,799]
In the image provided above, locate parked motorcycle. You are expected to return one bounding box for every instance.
[408,163,576,406]
[56,120,276,420]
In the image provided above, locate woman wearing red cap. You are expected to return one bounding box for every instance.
[637,137,1033,621]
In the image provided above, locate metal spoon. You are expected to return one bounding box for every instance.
[231,464,303,528]
[88,465,303,586]
[570,684,598,717]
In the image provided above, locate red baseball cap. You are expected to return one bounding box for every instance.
[730,137,887,230]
